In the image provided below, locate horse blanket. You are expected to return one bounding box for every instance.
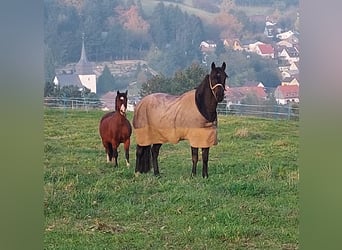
[133,90,218,148]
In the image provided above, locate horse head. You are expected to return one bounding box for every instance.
[209,62,228,102]
[115,90,129,115]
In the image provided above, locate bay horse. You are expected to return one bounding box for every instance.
[133,62,227,178]
[99,90,132,168]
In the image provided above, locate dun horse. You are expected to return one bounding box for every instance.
[99,90,132,168]
[133,62,227,178]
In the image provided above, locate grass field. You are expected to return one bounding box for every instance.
[44,108,299,249]
[139,0,274,23]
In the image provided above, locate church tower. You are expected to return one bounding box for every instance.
[75,34,96,93]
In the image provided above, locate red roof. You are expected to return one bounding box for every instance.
[257,44,274,54]
[225,86,267,103]
[275,85,299,98]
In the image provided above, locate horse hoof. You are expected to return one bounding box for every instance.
[134,172,140,177]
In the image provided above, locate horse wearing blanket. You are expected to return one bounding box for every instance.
[133,62,227,178]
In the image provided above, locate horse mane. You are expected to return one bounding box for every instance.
[195,75,217,122]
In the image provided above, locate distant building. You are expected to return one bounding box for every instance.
[199,40,217,53]
[276,30,294,40]
[53,35,97,93]
[255,44,275,59]
[223,38,243,51]
[225,86,267,105]
[274,85,299,104]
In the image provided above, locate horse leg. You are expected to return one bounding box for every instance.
[135,145,151,174]
[111,141,119,168]
[123,139,130,167]
[135,145,142,173]
[105,142,113,163]
[151,144,162,176]
[202,147,210,178]
[191,147,199,177]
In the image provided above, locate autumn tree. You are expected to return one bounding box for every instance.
[115,5,150,34]
[212,0,242,39]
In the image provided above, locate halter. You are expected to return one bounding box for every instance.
[209,76,224,101]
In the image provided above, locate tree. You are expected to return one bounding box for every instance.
[140,62,207,96]
[97,65,116,95]
[219,49,281,88]
[213,0,242,39]
[44,44,56,82]
[44,81,58,97]
[44,1,82,65]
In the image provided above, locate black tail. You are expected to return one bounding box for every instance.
[135,145,151,173]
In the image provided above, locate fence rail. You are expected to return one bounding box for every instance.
[217,102,299,120]
[44,97,299,120]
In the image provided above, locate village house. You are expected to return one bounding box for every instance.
[223,38,243,51]
[199,40,217,53]
[288,61,299,76]
[281,76,299,86]
[225,85,267,105]
[243,80,265,88]
[277,40,293,48]
[276,30,294,40]
[278,47,299,64]
[255,44,275,59]
[53,74,83,89]
[274,85,299,104]
[244,40,265,53]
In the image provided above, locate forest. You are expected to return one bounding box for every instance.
[44,0,299,94]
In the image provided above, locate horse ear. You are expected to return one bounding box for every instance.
[211,62,215,70]
[125,90,128,96]
[222,62,226,71]
[117,90,120,95]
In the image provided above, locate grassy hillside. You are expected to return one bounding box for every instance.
[139,0,275,21]
[44,108,298,249]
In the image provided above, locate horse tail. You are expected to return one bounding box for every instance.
[135,145,151,173]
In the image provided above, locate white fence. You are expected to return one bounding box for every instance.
[44,97,299,120]
[217,102,299,120]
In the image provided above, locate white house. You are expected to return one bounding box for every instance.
[278,47,299,64]
[274,85,299,104]
[276,30,294,40]
[199,40,217,53]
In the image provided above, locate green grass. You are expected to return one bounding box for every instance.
[44,108,299,249]
[139,0,274,23]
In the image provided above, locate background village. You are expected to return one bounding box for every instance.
[50,12,299,117]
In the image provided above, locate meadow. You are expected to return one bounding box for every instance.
[44,108,298,249]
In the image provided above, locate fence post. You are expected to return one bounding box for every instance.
[62,95,66,117]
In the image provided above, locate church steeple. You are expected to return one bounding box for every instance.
[75,33,94,75]
[79,33,88,63]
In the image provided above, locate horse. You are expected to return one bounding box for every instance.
[133,62,227,178]
[99,90,132,168]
